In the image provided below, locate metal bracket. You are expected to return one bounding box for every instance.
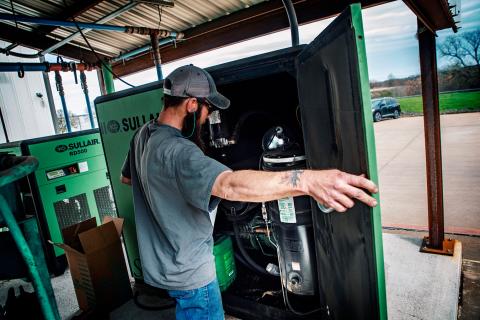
[420,237,455,256]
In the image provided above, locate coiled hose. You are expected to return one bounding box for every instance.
[0,155,60,320]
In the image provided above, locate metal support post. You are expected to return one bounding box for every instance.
[54,71,71,133]
[39,56,59,134]
[150,31,163,80]
[80,71,95,128]
[0,104,9,143]
[97,68,107,96]
[101,63,115,94]
[417,20,454,255]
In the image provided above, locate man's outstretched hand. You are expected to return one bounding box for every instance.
[304,169,378,213]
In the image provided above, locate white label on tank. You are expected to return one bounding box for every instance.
[292,261,301,271]
[78,161,89,173]
[277,197,296,223]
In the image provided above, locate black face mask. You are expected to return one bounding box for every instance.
[182,108,206,152]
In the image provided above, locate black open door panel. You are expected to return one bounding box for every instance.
[296,4,386,320]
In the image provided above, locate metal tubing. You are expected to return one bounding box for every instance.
[418,20,445,249]
[80,71,95,128]
[281,0,300,46]
[0,62,95,73]
[54,71,71,133]
[0,62,48,72]
[150,32,163,80]
[0,13,182,37]
[102,63,115,94]
[112,37,176,63]
[0,13,128,32]
[0,156,60,320]
[41,1,139,55]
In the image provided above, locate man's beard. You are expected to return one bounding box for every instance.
[182,111,206,152]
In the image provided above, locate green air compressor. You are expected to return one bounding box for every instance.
[0,142,22,156]
[20,129,117,273]
[94,83,163,280]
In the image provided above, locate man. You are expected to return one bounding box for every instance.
[121,65,378,320]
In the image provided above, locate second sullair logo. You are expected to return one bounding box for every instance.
[99,113,159,135]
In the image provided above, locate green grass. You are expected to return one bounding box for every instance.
[397,90,480,113]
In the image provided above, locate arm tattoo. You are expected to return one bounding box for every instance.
[281,170,304,188]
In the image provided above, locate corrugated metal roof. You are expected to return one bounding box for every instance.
[0,0,267,59]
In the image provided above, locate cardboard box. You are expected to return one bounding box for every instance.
[50,217,132,312]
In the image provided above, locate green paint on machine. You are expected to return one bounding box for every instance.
[21,130,117,259]
[94,83,164,280]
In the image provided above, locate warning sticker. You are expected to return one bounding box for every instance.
[78,161,89,173]
[291,261,301,271]
[277,197,296,223]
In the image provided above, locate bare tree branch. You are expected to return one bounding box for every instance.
[439,36,468,67]
[462,29,480,66]
[439,29,480,67]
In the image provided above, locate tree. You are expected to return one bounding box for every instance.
[56,110,80,133]
[387,73,396,87]
[405,78,421,96]
[439,29,480,67]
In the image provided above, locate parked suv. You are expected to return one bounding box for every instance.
[371,97,401,122]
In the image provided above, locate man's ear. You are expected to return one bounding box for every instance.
[186,98,198,113]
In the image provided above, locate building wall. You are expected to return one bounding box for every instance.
[0,41,55,143]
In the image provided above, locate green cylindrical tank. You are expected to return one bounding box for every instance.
[214,235,236,292]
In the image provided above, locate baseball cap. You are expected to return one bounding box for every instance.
[163,65,230,110]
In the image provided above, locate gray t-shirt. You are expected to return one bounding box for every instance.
[122,120,230,290]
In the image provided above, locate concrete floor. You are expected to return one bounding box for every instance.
[383,233,462,320]
[374,113,480,233]
[384,229,480,320]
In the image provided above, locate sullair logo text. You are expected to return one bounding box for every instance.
[55,139,100,156]
[99,113,159,135]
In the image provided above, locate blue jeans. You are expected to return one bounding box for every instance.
[167,278,224,320]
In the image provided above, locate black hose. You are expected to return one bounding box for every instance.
[233,222,269,275]
[283,287,326,317]
[0,48,41,59]
[281,0,300,46]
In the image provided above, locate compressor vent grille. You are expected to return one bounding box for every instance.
[54,194,91,229]
[94,186,117,221]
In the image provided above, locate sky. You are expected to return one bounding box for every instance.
[44,0,480,118]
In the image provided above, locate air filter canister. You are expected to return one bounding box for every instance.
[262,149,318,296]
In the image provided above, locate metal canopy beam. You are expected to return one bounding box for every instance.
[403,0,457,33]
[0,23,107,63]
[112,0,392,77]
[36,0,104,35]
